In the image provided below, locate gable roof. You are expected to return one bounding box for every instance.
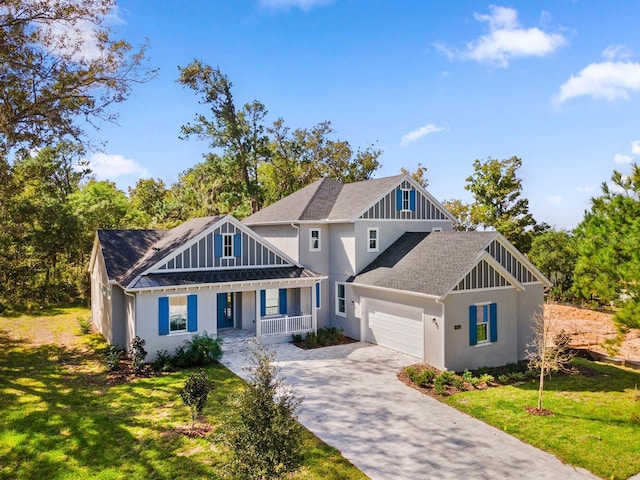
[243,174,407,224]
[352,231,515,298]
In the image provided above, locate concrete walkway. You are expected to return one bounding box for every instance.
[221,341,598,480]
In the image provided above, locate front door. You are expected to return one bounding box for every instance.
[217,292,234,328]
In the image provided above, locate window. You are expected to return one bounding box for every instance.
[336,283,346,316]
[367,228,379,252]
[401,189,411,211]
[222,234,234,258]
[169,296,188,333]
[310,228,320,251]
[469,303,497,345]
[265,289,280,315]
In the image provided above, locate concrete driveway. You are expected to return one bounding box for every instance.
[221,341,597,480]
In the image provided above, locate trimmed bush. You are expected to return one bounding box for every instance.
[105,345,121,372]
[180,369,215,427]
[172,332,222,368]
[128,336,147,376]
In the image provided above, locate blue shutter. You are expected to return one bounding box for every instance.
[395,188,402,210]
[159,297,169,336]
[214,234,222,258]
[260,290,266,316]
[279,288,287,315]
[315,282,320,309]
[409,190,416,211]
[187,294,198,332]
[233,233,241,258]
[469,305,477,346]
[489,303,498,342]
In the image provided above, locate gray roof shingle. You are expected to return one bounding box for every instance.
[244,174,405,224]
[352,231,499,297]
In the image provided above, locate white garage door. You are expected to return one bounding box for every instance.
[362,298,424,358]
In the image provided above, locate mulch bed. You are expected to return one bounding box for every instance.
[175,423,214,438]
[524,406,554,416]
[292,335,357,350]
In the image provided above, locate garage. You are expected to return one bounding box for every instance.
[362,297,424,358]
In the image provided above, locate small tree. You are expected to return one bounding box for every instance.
[222,345,303,479]
[128,336,147,376]
[526,306,575,411]
[180,369,215,428]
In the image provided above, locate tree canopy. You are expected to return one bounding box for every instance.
[0,0,155,154]
[573,164,640,328]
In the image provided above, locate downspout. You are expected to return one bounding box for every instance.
[124,290,137,345]
[435,297,446,370]
[290,223,300,263]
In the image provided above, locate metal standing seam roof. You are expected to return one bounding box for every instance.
[352,231,500,297]
[243,174,406,224]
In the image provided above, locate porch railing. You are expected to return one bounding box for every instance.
[260,314,313,337]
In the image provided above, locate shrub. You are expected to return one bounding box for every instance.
[291,333,302,343]
[433,382,447,395]
[128,336,147,376]
[316,326,343,346]
[180,369,215,427]
[451,376,468,391]
[172,332,223,368]
[405,366,435,387]
[221,345,303,479]
[498,374,510,383]
[105,345,121,372]
[479,373,494,384]
[462,369,473,383]
[150,349,173,373]
[436,370,455,385]
[305,331,318,347]
[77,315,92,335]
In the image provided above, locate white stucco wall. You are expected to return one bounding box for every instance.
[517,283,545,360]
[443,288,520,371]
[249,224,299,262]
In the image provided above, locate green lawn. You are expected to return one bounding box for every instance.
[0,307,366,480]
[445,358,640,479]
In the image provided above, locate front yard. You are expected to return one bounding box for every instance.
[0,307,366,480]
[442,359,640,479]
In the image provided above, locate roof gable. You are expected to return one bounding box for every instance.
[485,235,551,287]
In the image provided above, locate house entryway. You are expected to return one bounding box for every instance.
[217,292,234,328]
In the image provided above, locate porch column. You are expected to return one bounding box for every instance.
[311,284,317,332]
[255,289,261,337]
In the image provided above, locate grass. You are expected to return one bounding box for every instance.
[0,307,366,480]
[444,358,640,479]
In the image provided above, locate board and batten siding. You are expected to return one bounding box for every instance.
[485,239,537,284]
[360,180,449,221]
[155,220,290,271]
[452,259,510,292]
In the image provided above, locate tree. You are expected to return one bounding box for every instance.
[401,163,428,188]
[260,119,381,206]
[529,230,576,301]
[465,156,537,252]
[441,199,477,232]
[178,61,270,215]
[573,163,640,329]
[180,369,215,428]
[526,307,575,412]
[222,345,303,479]
[128,177,168,226]
[0,0,155,154]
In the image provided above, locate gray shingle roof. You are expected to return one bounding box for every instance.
[352,231,499,297]
[97,215,322,290]
[244,174,405,224]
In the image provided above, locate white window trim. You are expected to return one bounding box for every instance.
[367,227,379,252]
[401,188,411,212]
[474,302,491,345]
[309,228,321,252]
[222,233,234,259]
[335,282,346,317]
[169,295,188,334]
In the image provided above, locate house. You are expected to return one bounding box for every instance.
[243,174,551,371]
[89,215,325,358]
[90,173,550,371]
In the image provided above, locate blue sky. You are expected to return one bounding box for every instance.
[87,0,640,229]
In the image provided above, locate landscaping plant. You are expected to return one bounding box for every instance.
[221,345,304,479]
[180,369,215,428]
[104,344,121,372]
[128,336,147,376]
[77,315,92,334]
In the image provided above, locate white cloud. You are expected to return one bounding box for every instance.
[87,153,147,179]
[546,195,563,205]
[435,6,566,68]
[631,140,640,155]
[576,185,596,193]
[554,61,640,103]
[613,153,633,164]
[400,124,444,147]
[259,0,333,10]
[603,44,632,61]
